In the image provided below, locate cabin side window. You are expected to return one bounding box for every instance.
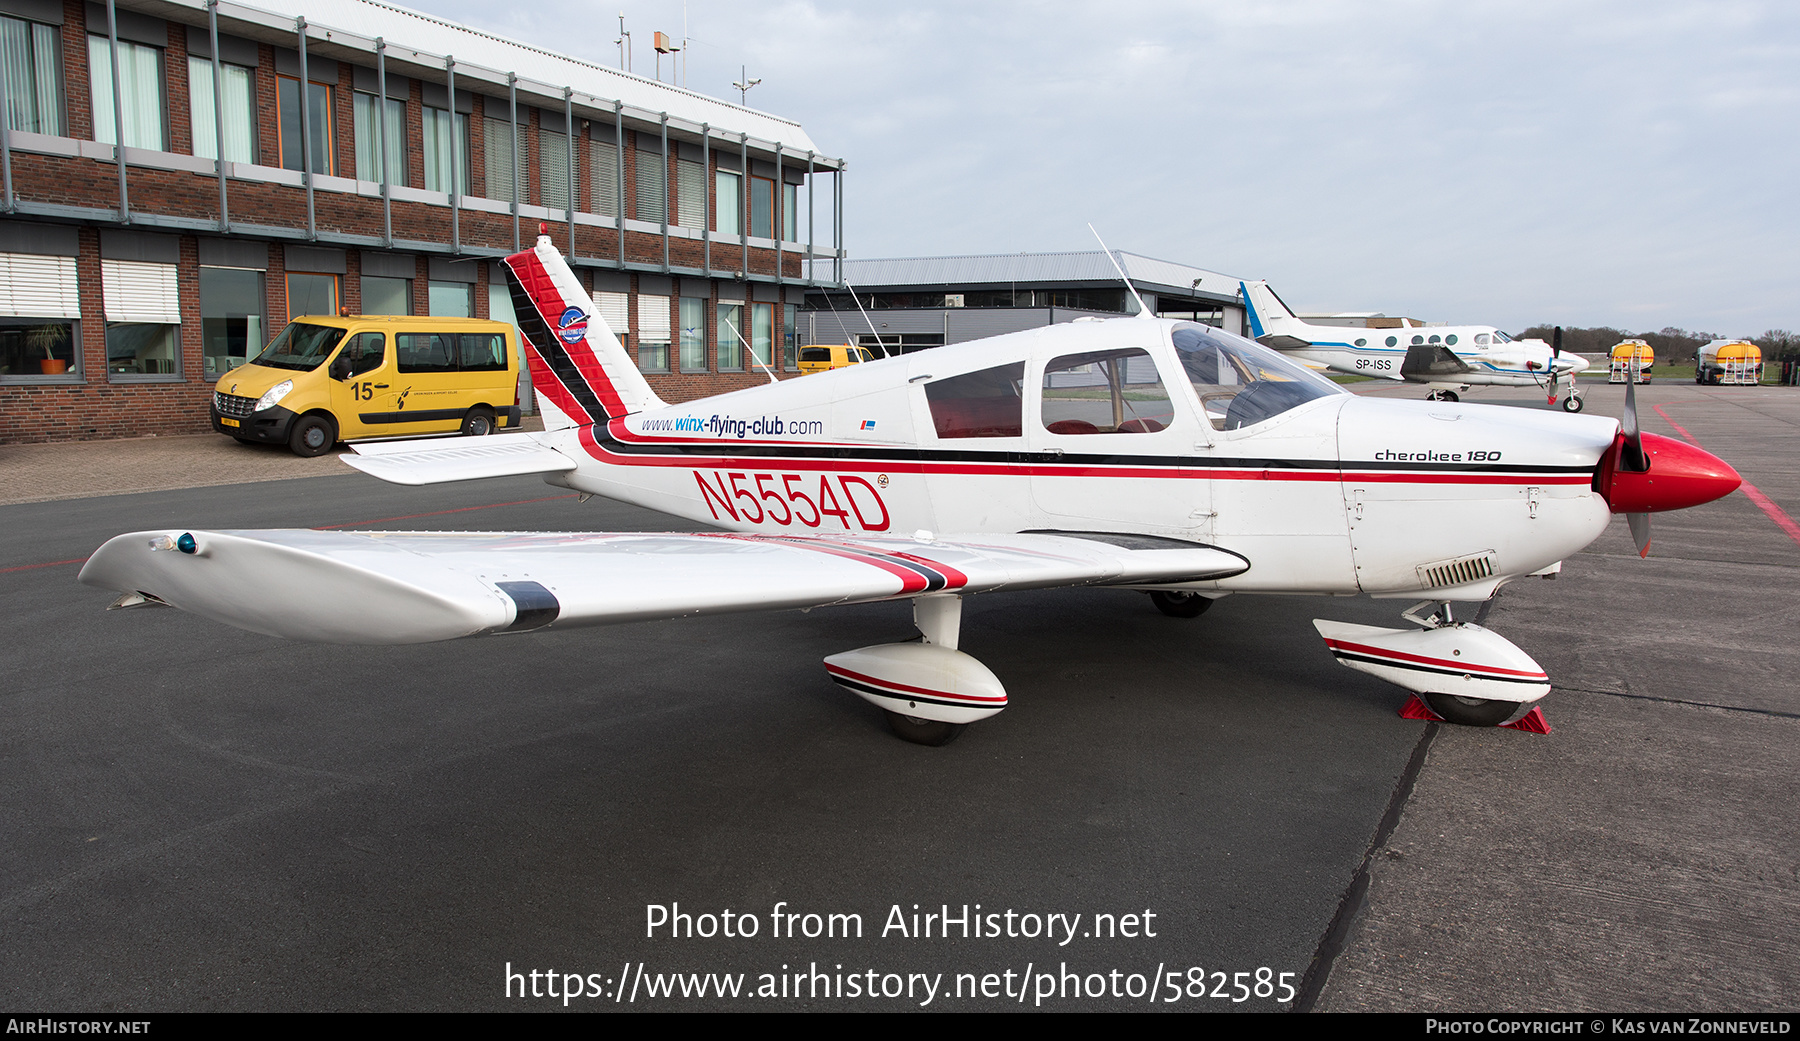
[1040,348,1172,434]
[925,362,1024,438]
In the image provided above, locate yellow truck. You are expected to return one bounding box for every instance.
[211,315,521,456]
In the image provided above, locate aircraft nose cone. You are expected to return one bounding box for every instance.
[1601,431,1742,514]
[1560,356,1589,374]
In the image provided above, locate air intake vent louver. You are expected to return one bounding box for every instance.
[1418,553,1497,589]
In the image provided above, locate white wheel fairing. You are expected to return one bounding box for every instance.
[823,643,1007,725]
[1312,619,1551,704]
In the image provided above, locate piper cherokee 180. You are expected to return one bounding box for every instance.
[81,234,1742,744]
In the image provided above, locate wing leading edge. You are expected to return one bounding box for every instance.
[80,529,1249,645]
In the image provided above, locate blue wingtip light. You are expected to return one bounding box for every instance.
[176,533,197,554]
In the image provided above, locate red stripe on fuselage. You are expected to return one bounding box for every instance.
[573,425,1589,486]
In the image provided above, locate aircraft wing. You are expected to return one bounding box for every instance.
[342,433,578,485]
[1255,334,1316,351]
[79,529,1249,645]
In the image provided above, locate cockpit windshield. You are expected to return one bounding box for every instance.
[1492,329,1513,343]
[1171,322,1342,431]
[252,322,347,372]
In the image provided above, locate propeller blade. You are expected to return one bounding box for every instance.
[1621,368,1649,471]
[1548,326,1563,404]
[1628,511,1652,557]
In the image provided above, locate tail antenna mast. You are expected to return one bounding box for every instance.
[1088,223,1153,319]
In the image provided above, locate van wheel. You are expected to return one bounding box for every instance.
[462,407,495,437]
[288,414,336,457]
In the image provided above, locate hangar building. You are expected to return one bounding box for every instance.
[801,251,1249,356]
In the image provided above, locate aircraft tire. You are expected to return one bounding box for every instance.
[288,414,337,458]
[1561,396,1585,413]
[1441,390,1459,402]
[461,406,496,437]
[1150,590,1213,618]
[883,711,965,746]
[1422,692,1520,727]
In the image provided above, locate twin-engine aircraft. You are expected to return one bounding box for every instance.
[1241,280,1591,413]
[81,236,1741,744]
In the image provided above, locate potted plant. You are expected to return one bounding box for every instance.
[29,323,67,374]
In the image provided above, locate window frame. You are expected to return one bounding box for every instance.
[352,89,407,185]
[2,14,65,137]
[276,73,336,175]
[88,34,165,151]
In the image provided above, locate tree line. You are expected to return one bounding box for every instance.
[1516,326,1800,363]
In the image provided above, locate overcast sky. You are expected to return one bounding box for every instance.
[414,0,1799,335]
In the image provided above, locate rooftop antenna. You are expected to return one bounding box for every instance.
[1088,223,1153,319]
[733,65,761,105]
[615,13,631,73]
[653,31,679,83]
[681,2,689,87]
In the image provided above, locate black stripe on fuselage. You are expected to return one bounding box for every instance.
[591,430,1594,476]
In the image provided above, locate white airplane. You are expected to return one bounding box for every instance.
[1240,280,1591,413]
[80,234,1741,745]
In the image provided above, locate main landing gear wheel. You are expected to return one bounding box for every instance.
[288,414,336,457]
[1427,390,1460,402]
[883,710,965,747]
[461,406,496,437]
[1422,693,1520,727]
[1561,396,1585,413]
[1150,590,1213,618]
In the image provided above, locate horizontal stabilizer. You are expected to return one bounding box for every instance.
[342,434,576,486]
[81,529,1251,645]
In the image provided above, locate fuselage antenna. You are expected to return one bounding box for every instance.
[1088,223,1153,319]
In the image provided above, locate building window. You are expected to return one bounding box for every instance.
[277,75,335,174]
[428,281,472,317]
[1,15,64,136]
[782,303,797,369]
[675,156,703,229]
[189,58,255,163]
[0,252,80,380]
[784,183,799,241]
[361,275,411,316]
[88,36,164,150]
[353,91,406,185]
[637,293,670,373]
[716,302,742,370]
[714,170,740,235]
[286,271,338,321]
[750,302,774,370]
[678,296,706,372]
[419,107,468,193]
[199,266,265,379]
[749,175,774,239]
[101,259,181,379]
[483,115,526,202]
[540,128,571,211]
[595,290,628,348]
[590,135,619,216]
[634,142,665,222]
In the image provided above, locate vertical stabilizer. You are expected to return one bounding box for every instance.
[1239,280,1305,341]
[501,235,667,430]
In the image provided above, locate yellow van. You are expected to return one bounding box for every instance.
[211,315,521,456]
[797,343,877,375]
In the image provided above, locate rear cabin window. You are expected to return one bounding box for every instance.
[925,362,1024,438]
[799,347,832,363]
[395,332,507,373]
[1041,348,1173,434]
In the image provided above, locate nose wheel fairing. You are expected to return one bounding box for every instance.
[1313,614,1551,717]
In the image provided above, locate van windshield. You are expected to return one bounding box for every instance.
[252,322,346,372]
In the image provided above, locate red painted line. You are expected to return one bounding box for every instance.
[1,556,88,574]
[315,493,579,530]
[1654,403,1800,548]
[1324,638,1548,680]
[825,663,1006,703]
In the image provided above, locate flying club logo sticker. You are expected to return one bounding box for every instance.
[557,307,590,345]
